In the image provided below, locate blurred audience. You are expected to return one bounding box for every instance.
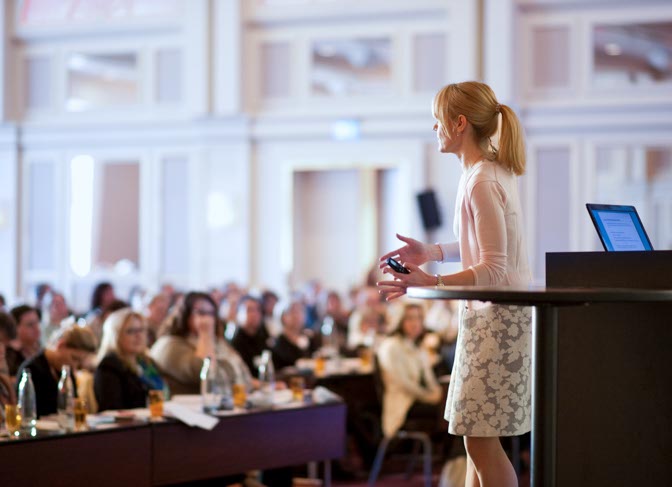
[150,292,253,395]
[41,292,72,347]
[7,305,42,377]
[261,289,281,338]
[94,308,165,411]
[315,289,351,353]
[17,325,96,417]
[230,295,269,378]
[85,282,117,344]
[0,311,17,377]
[377,303,442,438]
[347,287,388,350]
[144,293,170,347]
[271,299,316,370]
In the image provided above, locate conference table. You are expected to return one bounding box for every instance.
[0,400,346,487]
[407,285,672,487]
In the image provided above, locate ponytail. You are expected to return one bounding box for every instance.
[497,104,526,176]
[433,81,527,175]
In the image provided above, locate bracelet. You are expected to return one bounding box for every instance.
[435,274,445,286]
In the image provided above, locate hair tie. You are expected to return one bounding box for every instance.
[495,103,501,114]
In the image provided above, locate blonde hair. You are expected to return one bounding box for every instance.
[96,308,147,370]
[432,81,526,175]
[51,324,97,353]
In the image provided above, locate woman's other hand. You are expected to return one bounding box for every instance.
[378,234,432,270]
[377,263,435,301]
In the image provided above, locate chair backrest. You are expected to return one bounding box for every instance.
[372,353,385,406]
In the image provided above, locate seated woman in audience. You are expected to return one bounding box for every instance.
[85,282,117,345]
[231,295,270,378]
[347,286,388,351]
[144,293,170,347]
[261,289,281,338]
[94,308,165,411]
[0,312,17,408]
[41,292,72,347]
[0,311,17,377]
[315,289,350,352]
[7,305,42,377]
[17,325,96,417]
[376,303,443,438]
[271,299,316,370]
[150,292,254,395]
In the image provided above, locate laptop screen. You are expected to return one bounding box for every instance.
[586,204,654,251]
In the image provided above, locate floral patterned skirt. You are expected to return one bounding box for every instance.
[444,303,532,437]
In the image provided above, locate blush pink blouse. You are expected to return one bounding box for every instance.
[438,160,531,287]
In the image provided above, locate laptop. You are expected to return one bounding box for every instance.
[586,203,654,251]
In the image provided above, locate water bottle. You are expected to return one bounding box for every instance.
[57,365,75,432]
[17,370,37,431]
[257,350,275,407]
[200,357,231,414]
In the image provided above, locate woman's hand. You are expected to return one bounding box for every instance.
[378,234,433,269]
[377,262,436,301]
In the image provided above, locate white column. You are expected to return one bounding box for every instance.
[0,127,18,300]
[213,0,243,115]
[483,0,516,104]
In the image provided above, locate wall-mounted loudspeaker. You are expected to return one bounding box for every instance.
[416,189,442,231]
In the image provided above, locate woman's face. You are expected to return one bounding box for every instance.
[433,118,460,154]
[118,316,147,356]
[282,303,305,334]
[188,299,216,336]
[401,307,424,341]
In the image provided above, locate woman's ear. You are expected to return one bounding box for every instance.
[457,114,467,131]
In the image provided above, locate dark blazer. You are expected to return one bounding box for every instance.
[231,328,268,378]
[6,347,27,377]
[271,334,313,371]
[17,351,78,418]
[94,354,149,412]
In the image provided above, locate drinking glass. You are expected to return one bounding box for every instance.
[232,383,247,408]
[314,356,326,376]
[148,390,164,420]
[74,398,88,431]
[290,377,305,402]
[4,404,21,439]
[358,347,373,369]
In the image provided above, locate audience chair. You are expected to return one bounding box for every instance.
[368,356,434,487]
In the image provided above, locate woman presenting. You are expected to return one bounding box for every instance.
[378,81,532,487]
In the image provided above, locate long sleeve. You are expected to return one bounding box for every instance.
[468,180,508,286]
[150,337,202,388]
[378,339,437,402]
[437,242,460,262]
[94,365,126,412]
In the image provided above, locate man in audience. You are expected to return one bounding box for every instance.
[17,325,96,417]
[41,292,71,347]
[231,295,268,378]
[7,305,42,377]
[0,293,6,312]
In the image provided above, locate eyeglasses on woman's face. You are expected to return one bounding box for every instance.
[192,307,216,318]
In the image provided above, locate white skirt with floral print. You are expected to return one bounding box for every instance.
[444,303,532,437]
